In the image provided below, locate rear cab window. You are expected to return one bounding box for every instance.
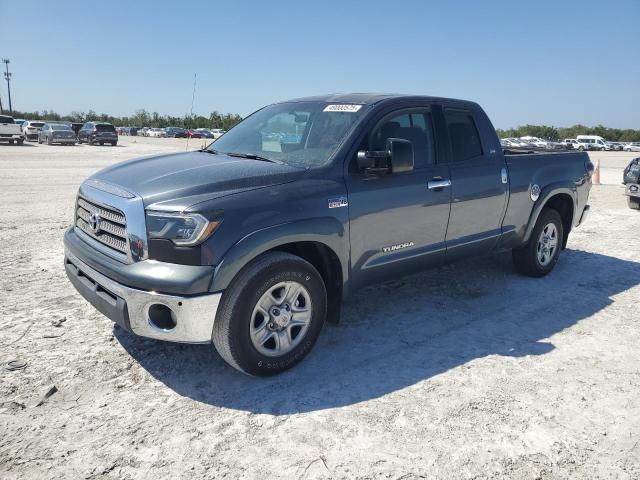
[0,115,14,124]
[444,109,483,161]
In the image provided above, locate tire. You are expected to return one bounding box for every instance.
[99,141,104,146]
[38,137,42,144]
[47,136,52,145]
[8,139,14,145]
[17,139,23,146]
[512,208,564,277]
[578,146,584,151]
[111,142,117,146]
[213,251,327,376]
[628,197,640,210]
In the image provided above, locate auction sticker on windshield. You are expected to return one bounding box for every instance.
[323,104,363,112]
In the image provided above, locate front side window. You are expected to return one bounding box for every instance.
[369,110,435,169]
[208,101,366,168]
[444,110,483,161]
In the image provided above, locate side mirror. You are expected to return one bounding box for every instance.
[387,138,414,173]
[356,138,414,174]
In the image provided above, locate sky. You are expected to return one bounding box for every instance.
[1,0,639,129]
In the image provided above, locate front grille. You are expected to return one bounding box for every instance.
[75,196,129,255]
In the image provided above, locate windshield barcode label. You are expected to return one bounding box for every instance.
[323,104,362,113]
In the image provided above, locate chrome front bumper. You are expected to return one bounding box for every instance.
[65,249,221,343]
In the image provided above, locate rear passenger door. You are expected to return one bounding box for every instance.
[442,108,508,259]
[346,107,452,287]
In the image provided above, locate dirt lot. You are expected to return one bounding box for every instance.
[1,138,639,479]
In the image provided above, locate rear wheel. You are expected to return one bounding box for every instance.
[213,251,327,376]
[628,197,640,210]
[513,208,564,277]
[17,139,23,146]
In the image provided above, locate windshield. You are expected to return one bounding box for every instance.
[208,101,366,168]
[51,124,71,131]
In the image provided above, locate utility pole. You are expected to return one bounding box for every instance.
[3,59,12,113]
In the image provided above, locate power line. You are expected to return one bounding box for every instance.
[2,59,12,113]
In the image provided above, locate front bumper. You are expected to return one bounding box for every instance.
[626,183,640,198]
[64,248,222,344]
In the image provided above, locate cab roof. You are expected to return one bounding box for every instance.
[279,92,478,108]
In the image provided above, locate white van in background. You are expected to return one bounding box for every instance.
[576,135,610,151]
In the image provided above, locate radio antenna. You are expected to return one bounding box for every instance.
[186,73,197,151]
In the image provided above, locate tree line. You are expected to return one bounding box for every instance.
[6,108,244,131]
[5,107,640,142]
[496,124,640,142]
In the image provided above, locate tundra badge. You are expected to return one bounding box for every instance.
[382,242,415,253]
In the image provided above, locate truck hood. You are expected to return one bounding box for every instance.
[90,150,305,210]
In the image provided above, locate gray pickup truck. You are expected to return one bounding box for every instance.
[64,94,592,375]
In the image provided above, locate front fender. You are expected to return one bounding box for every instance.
[210,217,349,293]
[522,182,577,244]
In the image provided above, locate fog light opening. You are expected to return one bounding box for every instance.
[148,304,177,331]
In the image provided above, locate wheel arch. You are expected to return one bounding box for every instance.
[523,185,576,248]
[210,218,350,320]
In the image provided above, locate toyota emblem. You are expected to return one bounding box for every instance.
[88,211,102,233]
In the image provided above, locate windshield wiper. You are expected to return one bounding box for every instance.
[200,149,283,164]
[224,152,282,164]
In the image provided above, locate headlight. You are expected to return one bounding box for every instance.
[146,212,221,246]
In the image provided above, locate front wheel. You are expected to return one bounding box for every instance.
[213,252,327,376]
[512,208,564,277]
[628,197,640,210]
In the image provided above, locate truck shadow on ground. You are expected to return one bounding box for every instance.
[115,248,640,414]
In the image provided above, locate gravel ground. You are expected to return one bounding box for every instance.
[1,138,639,480]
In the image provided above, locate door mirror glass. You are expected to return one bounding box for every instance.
[387,138,414,173]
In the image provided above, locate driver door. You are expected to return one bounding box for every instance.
[346,108,452,287]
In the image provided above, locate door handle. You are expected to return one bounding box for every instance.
[427,178,452,190]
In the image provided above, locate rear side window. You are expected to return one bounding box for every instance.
[444,110,483,161]
[96,124,116,132]
[370,111,435,168]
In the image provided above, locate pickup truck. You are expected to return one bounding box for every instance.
[64,93,592,376]
[0,115,24,145]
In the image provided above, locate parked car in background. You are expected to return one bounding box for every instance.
[38,123,77,145]
[116,127,126,135]
[13,118,26,127]
[196,128,214,138]
[147,128,167,138]
[562,139,579,150]
[0,115,24,145]
[211,128,226,139]
[165,127,187,138]
[501,138,526,149]
[185,129,202,138]
[608,142,624,151]
[21,120,46,141]
[624,142,640,152]
[137,127,150,137]
[520,136,550,149]
[77,122,118,146]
